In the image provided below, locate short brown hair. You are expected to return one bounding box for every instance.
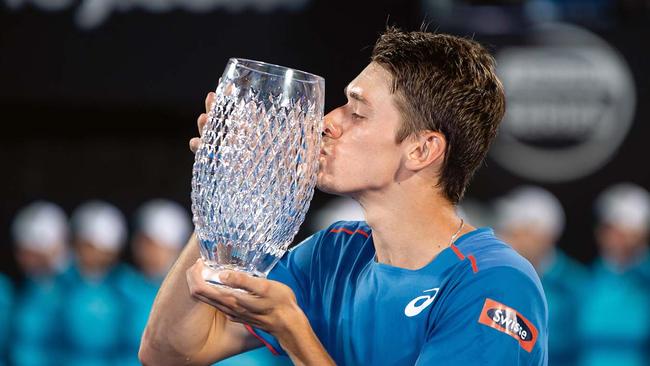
[371,27,505,204]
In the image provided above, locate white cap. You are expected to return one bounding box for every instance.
[595,183,650,230]
[71,200,127,251]
[311,197,365,231]
[135,199,192,250]
[12,201,69,252]
[495,186,565,240]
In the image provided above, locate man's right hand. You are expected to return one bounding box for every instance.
[189,92,215,153]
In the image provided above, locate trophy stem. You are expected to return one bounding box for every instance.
[200,259,264,291]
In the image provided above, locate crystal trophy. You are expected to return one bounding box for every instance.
[191,58,324,286]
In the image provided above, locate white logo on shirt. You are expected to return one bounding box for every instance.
[404,288,440,317]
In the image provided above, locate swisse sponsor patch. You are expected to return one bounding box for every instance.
[478,298,538,352]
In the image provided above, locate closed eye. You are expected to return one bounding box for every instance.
[351,113,365,120]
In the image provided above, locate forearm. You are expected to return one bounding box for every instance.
[276,310,336,366]
[139,234,223,365]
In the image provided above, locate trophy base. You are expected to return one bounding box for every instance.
[201,261,265,291]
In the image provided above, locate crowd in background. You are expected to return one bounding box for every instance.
[492,183,650,366]
[0,182,649,366]
[0,199,289,366]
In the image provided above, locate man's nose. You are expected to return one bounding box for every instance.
[322,110,342,139]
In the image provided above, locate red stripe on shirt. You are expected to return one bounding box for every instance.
[354,229,369,238]
[450,243,465,260]
[468,254,479,273]
[244,324,280,356]
[330,228,369,238]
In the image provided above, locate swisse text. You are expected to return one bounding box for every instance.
[487,308,531,341]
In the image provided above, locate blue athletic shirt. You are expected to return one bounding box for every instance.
[248,221,548,365]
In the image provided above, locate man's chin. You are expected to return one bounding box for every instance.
[316,180,355,198]
[316,181,335,195]
[316,175,342,195]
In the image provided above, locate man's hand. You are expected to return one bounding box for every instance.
[186,260,336,366]
[186,259,301,336]
[189,92,215,153]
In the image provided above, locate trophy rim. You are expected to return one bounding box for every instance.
[228,57,325,84]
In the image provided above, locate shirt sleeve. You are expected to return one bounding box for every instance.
[245,230,325,356]
[415,267,548,365]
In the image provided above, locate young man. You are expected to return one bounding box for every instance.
[140,28,548,365]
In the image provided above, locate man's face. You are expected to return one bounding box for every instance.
[133,234,180,279]
[317,62,404,197]
[75,240,119,276]
[16,246,63,277]
[596,222,648,267]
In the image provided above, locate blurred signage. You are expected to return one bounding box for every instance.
[491,23,636,182]
[5,0,310,29]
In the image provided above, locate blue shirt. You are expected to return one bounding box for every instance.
[251,221,548,365]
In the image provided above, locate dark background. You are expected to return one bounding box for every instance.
[1,0,648,278]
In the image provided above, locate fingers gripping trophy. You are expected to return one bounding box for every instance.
[191,59,325,287]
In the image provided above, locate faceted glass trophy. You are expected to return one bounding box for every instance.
[191,58,324,286]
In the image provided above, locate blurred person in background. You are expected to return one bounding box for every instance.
[496,186,587,366]
[62,200,128,366]
[9,201,70,366]
[114,199,192,365]
[578,183,650,366]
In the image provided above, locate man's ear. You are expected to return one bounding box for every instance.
[404,131,446,171]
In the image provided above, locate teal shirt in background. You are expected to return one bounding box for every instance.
[539,250,588,366]
[58,263,127,366]
[215,347,292,366]
[113,265,161,366]
[0,274,13,366]
[9,275,64,366]
[578,253,650,366]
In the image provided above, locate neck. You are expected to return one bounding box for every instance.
[357,184,474,270]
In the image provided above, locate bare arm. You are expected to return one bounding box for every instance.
[138,235,262,366]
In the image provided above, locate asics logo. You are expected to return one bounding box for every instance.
[404,288,439,317]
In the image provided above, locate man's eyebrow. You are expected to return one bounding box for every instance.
[344,86,370,106]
